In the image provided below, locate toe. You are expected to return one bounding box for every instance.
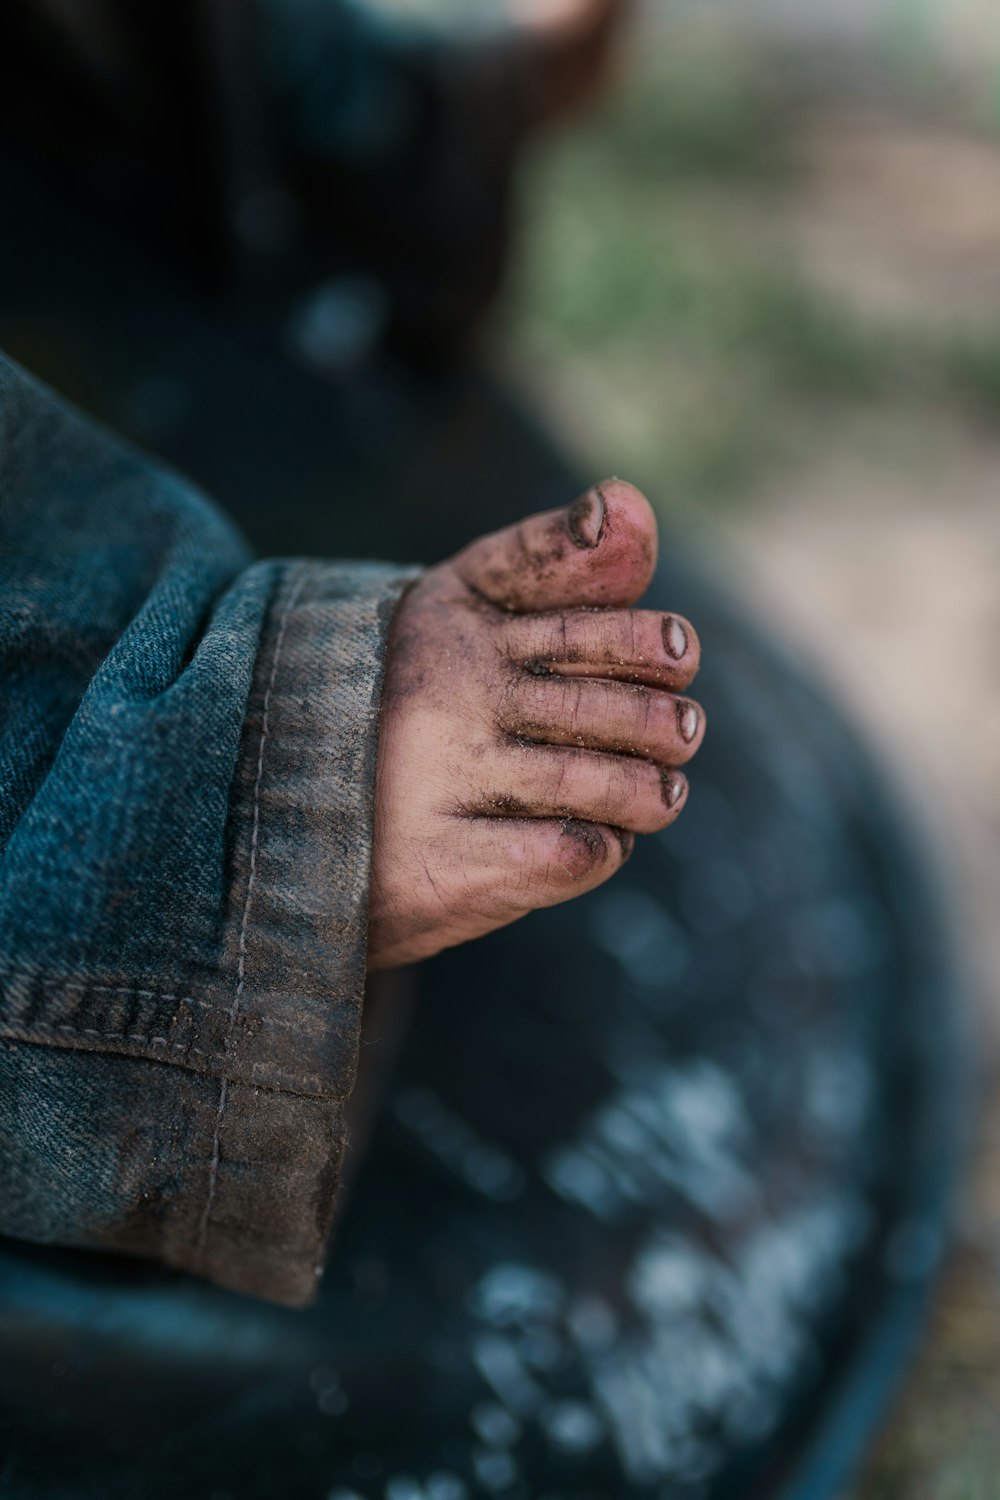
[503,607,700,690]
[501,675,706,765]
[469,746,688,834]
[467,815,633,915]
[449,478,658,612]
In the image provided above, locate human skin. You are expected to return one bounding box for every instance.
[367,479,704,971]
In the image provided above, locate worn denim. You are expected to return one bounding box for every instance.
[0,354,415,1304]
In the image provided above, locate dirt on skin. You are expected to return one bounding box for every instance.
[477,491,601,610]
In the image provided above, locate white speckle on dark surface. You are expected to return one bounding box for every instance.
[472,1448,518,1492]
[471,1334,545,1417]
[424,1472,467,1500]
[593,887,689,989]
[385,1476,424,1500]
[517,1328,567,1372]
[469,1402,521,1448]
[539,1400,605,1455]
[566,1295,618,1352]
[467,1266,564,1327]
[463,1043,872,1487]
[396,1090,525,1202]
[285,276,388,373]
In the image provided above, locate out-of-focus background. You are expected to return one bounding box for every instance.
[500,3,1000,1495]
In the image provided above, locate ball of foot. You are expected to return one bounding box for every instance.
[367,480,704,971]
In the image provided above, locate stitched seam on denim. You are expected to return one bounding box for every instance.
[0,979,192,1000]
[0,1024,337,1097]
[197,565,309,1256]
[0,1018,341,1072]
[0,972,338,1036]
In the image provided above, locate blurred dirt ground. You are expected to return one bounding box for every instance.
[503,9,1000,1497]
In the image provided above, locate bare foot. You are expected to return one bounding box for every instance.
[368,480,704,971]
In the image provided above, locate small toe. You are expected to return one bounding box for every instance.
[481,815,633,912]
[470,745,687,834]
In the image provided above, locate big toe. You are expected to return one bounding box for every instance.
[450,479,658,612]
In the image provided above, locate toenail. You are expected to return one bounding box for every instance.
[567,487,606,549]
[678,700,700,743]
[612,827,635,859]
[660,769,688,809]
[662,615,688,660]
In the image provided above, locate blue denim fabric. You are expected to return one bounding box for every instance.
[0,355,415,1303]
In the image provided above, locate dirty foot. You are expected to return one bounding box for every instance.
[368,480,704,971]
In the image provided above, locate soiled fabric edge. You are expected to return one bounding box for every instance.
[190,559,418,1304]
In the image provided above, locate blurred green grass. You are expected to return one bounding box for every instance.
[505,23,1000,515]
